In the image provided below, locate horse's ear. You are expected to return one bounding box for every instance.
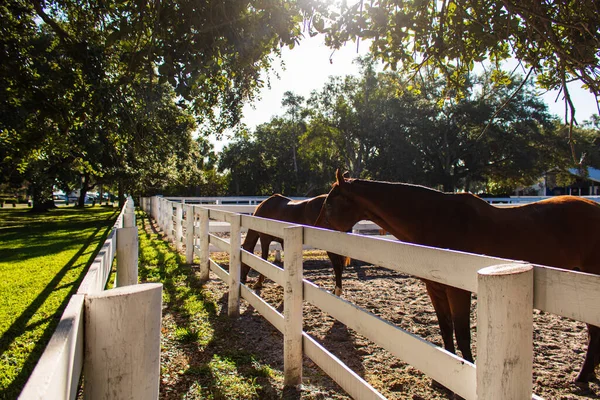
[342,171,350,179]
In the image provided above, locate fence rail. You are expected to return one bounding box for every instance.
[160,194,600,206]
[20,198,162,400]
[141,195,600,399]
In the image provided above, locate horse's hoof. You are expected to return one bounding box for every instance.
[574,370,596,386]
[334,287,342,296]
[573,379,590,390]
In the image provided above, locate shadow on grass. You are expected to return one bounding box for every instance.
[137,211,283,399]
[0,209,118,398]
[0,208,117,263]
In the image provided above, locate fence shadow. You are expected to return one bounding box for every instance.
[138,212,284,399]
[0,209,117,398]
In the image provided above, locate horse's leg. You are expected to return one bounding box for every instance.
[425,281,455,355]
[448,288,473,363]
[241,229,260,284]
[253,234,272,290]
[575,324,600,385]
[327,252,347,296]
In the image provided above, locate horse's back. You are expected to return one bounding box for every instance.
[419,194,600,272]
[253,194,293,218]
[253,194,326,225]
[487,196,600,272]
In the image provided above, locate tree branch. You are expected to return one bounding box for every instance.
[31,0,73,43]
[476,66,534,141]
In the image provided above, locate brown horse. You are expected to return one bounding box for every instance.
[241,194,349,294]
[316,169,600,385]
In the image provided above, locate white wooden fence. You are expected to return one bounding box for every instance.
[19,198,162,400]
[141,196,600,400]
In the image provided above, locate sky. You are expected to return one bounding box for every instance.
[212,35,599,151]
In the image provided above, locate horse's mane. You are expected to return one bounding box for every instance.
[342,177,444,196]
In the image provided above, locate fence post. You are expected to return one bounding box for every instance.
[198,208,210,281]
[477,263,533,400]
[84,283,162,400]
[124,208,135,228]
[167,202,174,243]
[283,225,303,388]
[228,214,241,317]
[116,226,138,287]
[161,198,167,234]
[175,203,183,251]
[185,205,194,264]
[158,198,164,233]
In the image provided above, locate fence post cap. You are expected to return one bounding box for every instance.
[478,263,533,276]
[86,282,163,300]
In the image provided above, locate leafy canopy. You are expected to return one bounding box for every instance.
[309,0,600,122]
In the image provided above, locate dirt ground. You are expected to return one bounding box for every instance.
[172,248,600,400]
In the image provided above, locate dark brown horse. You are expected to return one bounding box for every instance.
[241,194,349,294]
[316,169,600,385]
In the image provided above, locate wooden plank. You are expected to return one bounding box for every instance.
[240,285,284,333]
[209,234,229,253]
[534,266,600,326]
[302,333,386,400]
[239,215,381,236]
[477,264,534,399]
[164,196,271,204]
[283,226,303,387]
[116,227,138,287]
[185,205,194,263]
[241,214,289,238]
[208,208,234,223]
[209,259,229,282]
[304,226,513,293]
[202,204,257,214]
[197,208,210,281]
[240,249,284,286]
[209,221,243,233]
[78,260,101,295]
[306,226,600,326]
[19,295,85,400]
[303,280,477,400]
[175,203,183,251]
[84,284,162,400]
[229,215,242,317]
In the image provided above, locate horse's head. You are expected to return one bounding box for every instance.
[315,169,366,232]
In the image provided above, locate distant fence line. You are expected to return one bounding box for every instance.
[141,195,600,400]
[161,194,600,206]
[19,198,162,400]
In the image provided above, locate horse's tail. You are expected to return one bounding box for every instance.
[241,229,260,282]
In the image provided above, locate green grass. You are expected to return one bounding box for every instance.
[137,211,285,399]
[0,206,118,399]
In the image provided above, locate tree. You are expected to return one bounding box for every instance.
[219,128,271,195]
[281,91,306,180]
[2,0,317,208]
[30,0,311,132]
[311,0,599,129]
[305,65,564,192]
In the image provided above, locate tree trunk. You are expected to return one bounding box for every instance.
[30,181,55,212]
[118,179,125,208]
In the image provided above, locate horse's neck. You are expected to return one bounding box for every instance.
[348,180,443,242]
